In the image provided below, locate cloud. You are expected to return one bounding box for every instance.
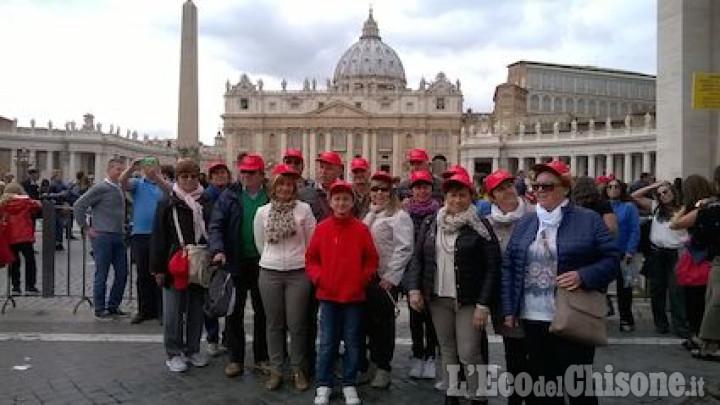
[0,0,657,146]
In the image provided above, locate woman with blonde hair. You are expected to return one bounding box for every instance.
[359,171,414,389]
[253,163,317,391]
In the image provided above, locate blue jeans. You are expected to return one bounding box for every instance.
[91,233,128,312]
[316,300,363,388]
[205,315,220,344]
[55,215,66,244]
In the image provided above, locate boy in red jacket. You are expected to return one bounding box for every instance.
[306,180,379,405]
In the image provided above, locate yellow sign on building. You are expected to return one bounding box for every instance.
[692,72,720,109]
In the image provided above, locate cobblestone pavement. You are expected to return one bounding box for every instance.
[1,239,719,404]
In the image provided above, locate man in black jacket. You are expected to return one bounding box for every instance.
[21,169,40,200]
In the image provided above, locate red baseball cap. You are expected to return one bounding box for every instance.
[283,149,304,161]
[207,161,229,174]
[329,180,354,196]
[595,175,610,185]
[316,151,343,167]
[485,169,515,194]
[238,153,265,172]
[442,165,470,179]
[406,148,429,163]
[350,157,370,172]
[370,171,393,184]
[271,163,300,177]
[533,160,571,186]
[443,172,474,191]
[409,170,434,188]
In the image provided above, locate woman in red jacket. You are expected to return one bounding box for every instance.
[305,180,379,405]
[0,182,41,295]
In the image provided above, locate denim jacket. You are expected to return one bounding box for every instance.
[501,204,620,318]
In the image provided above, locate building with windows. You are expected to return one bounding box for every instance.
[0,113,222,182]
[221,10,463,179]
[460,61,658,181]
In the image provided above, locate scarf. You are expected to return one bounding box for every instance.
[436,205,492,254]
[265,199,297,244]
[406,198,440,218]
[363,203,389,228]
[536,199,568,237]
[172,182,206,243]
[489,197,527,224]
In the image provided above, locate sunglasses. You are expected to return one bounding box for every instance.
[240,170,258,175]
[283,158,302,165]
[177,173,198,180]
[370,186,390,193]
[607,184,621,189]
[532,183,559,192]
[658,189,671,196]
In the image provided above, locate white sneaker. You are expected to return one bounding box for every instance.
[370,369,391,389]
[421,358,436,379]
[342,386,362,405]
[188,352,209,367]
[434,380,448,391]
[408,357,424,378]
[166,356,188,373]
[314,386,332,405]
[207,343,225,357]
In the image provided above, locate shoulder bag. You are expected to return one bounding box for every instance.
[550,287,608,346]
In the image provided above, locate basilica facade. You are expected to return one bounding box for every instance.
[221,11,463,179]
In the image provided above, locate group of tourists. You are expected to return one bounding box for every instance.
[2,146,719,405]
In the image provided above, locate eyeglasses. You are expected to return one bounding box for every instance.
[370,186,390,193]
[177,173,198,180]
[532,183,559,192]
[283,158,302,165]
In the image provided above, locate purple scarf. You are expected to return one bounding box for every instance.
[406,199,440,218]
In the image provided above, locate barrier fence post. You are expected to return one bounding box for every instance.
[66,208,73,296]
[73,230,92,314]
[41,200,55,298]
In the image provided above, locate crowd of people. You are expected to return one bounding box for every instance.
[1,148,719,405]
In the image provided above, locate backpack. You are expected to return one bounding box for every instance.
[204,266,236,318]
[692,200,720,259]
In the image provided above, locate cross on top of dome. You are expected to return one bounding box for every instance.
[361,7,380,40]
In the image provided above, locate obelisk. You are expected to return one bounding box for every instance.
[177,0,199,159]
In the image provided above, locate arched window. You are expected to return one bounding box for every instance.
[588,100,597,116]
[542,95,552,112]
[566,98,575,113]
[598,101,607,117]
[577,99,586,114]
[529,95,540,111]
[553,97,562,112]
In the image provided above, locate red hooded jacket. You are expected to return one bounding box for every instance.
[1,196,41,245]
[305,215,379,303]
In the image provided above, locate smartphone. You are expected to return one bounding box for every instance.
[140,157,159,167]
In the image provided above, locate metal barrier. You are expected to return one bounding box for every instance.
[1,199,136,314]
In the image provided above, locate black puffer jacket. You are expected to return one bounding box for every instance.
[405,213,501,306]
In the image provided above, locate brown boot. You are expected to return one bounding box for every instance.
[224,362,243,378]
[293,369,310,391]
[265,367,282,390]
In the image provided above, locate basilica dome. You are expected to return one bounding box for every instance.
[333,10,407,92]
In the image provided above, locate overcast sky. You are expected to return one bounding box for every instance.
[0,0,656,144]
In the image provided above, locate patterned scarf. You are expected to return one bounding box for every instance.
[172,182,206,243]
[406,198,440,218]
[489,197,527,224]
[265,199,297,244]
[437,205,492,241]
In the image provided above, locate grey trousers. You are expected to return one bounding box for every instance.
[700,258,720,341]
[162,284,206,358]
[430,297,487,400]
[258,268,313,369]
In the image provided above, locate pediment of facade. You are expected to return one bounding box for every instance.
[307,101,369,118]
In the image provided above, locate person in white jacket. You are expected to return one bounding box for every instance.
[253,163,317,391]
[359,171,414,389]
